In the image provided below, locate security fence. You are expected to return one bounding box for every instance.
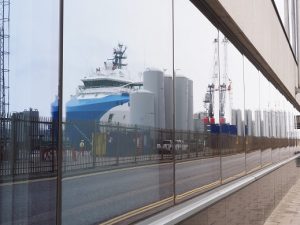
[1,115,299,180]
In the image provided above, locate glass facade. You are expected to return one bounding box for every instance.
[0,0,59,224]
[273,0,298,57]
[1,1,300,225]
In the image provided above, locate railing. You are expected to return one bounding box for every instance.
[0,114,57,179]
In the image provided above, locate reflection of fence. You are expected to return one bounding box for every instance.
[62,120,299,174]
[1,116,299,179]
[0,114,57,178]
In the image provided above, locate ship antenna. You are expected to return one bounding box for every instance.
[107,44,128,70]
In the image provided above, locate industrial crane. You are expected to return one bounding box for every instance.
[203,37,232,125]
[203,38,219,124]
[0,0,9,117]
[0,0,10,150]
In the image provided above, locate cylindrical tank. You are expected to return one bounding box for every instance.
[231,109,237,126]
[262,111,268,137]
[267,111,272,138]
[175,76,188,131]
[236,109,243,136]
[130,90,155,127]
[254,110,261,137]
[143,69,165,129]
[51,96,58,121]
[187,79,194,131]
[283,112,287,138]
[245,110,252,136]
[271,110,276,137]
[164,76,173,130]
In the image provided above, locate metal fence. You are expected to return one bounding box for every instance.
[0,114,57,178]
[1,115,298,179]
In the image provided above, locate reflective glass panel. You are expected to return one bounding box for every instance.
[62,1,173,224]
[0,1,59,224]
[219,32,245,182]
[244,58,261,173]
[174,0,220,202]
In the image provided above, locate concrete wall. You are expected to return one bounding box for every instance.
[191,0,300,109]
[218,0,298,102]
[180,160,300,225]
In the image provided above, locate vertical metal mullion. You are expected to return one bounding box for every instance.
[56,0,64,224]
[171,0,176,205]
[242,55,246,173]
[217,30,223,184]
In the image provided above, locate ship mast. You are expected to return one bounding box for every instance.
[108,44,128,70]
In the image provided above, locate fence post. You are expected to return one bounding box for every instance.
[134,125,138,163]
[116,122,120,166]
[11,114,17,176]
[92,121,96,168]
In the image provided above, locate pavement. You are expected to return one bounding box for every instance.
[264,175,300,225]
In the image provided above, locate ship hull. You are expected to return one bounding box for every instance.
[65,94,129,149]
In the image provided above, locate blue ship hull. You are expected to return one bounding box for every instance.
[65,94,129,149]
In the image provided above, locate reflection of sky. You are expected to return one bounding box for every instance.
[9,0,295,120]
[10,0,59,116]
[274,0,284,22]
[63,0,173,114]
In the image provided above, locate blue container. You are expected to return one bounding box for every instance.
[220,124,230,134]
[229,125,237,135]
[210,124,220,134]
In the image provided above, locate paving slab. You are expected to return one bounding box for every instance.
[264,177,300,225]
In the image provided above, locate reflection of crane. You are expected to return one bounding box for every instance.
[204,38,219,124]
[203,37,232,124]
[219,37,232,124]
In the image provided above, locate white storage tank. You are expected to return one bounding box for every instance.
[263,111,268,137]
[143,69,165,129]
[164,76,173,130]
[187,79,194,131]
[283,112,287,138]
[231,109,237,126]
[254,110,262,137]
[245,109,253,136]
[236,109,243,136]
[130,90,155,127]
[175,76,189,131]
[271,111,276,138]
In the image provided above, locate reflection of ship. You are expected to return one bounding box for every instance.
[65,44,142,147]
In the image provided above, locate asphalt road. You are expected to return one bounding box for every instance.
[0,148,294,225]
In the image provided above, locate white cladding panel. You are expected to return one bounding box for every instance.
[164,76,173,130]
[175,76,189,131]
[130,90,155,127]
[187,79,194,131]
[143,69,165,129]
